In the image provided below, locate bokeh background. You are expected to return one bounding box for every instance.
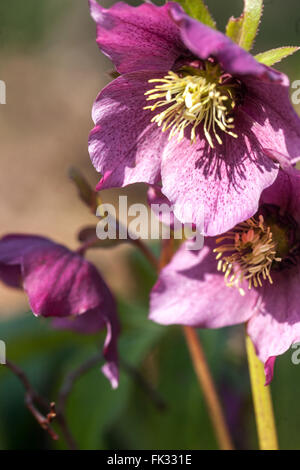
[1,0,300,450]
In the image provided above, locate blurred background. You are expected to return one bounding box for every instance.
[0,0,300,450]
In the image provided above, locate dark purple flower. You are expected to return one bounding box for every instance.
[150,169,300,383]
[88,1,300,236]
[0,234,119,388]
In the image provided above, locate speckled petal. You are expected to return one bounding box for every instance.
[89,0,183,74]
[150,240,258,327]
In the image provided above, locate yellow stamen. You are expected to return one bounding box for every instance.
[144,64,238,148]
[213,216,281,290]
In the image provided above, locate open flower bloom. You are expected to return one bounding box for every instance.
[0,234,119,388]
[88,0,300,236]
[150,169,300,383]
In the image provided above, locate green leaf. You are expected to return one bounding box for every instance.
[226,0,263,51]
[177,0,216,29]
[255,46,300,67]
[225,15,244,44]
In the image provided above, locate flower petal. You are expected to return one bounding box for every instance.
[264,357,276,386]
[0,234,120,387]
[0,235,53,287]
[53,300,120,389]
[89,72,168,189]
[160,111,278,236]
[22,244,107,317]
[147,185,181,230]
[150,240,257,327]
[241,74,300,164]
[0,235,111,318]
[89,0,183,74]
[260,169,300,224]
[247,265,300,364]
[168,2,282,82]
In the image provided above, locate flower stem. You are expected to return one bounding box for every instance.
[158,238,234,450]
[245,334,278,450]
[183,326,234,450]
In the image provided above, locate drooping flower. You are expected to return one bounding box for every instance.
[88,0,300,236]
[0,234,119,388]
[150,169,300,383]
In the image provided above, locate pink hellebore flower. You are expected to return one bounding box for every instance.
[0,234,119,388]
[150,170,300,384]
[88,0,300,236]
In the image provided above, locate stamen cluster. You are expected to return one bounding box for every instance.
[144,63,238,148]
[213,215,281,290]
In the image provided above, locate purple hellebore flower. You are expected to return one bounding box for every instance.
[150,169,300,384]
[88,0,300,236]
[0,234,119,388]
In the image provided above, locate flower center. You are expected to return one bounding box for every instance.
[213,215,281,291]
[144,62,239,148]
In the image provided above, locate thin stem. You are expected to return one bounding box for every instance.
[183,327,234,450]
[6,360,59,441]
[159,238,234,450]
[245,334,278,450]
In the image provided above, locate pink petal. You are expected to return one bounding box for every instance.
[247,265,300,364]
[89,0,183,74]
[160,111,278,236]
[89,71,168,189]
[168,3,282,83]
[242,75,300,164]
[150,240,258,327]
[260,169,300,224]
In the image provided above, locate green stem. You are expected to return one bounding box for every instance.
[245,334,279,450]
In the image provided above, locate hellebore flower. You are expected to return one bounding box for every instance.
[88,0,300,236]
[0,234,119,388]
[150,169,300,383]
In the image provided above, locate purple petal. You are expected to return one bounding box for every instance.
[160,111,278,236]
[0,235,112,318]
[0,234,52,265]
[241,75,300,165]
[89,72,168,189]
[247,265,300,364]
[52,307,106,334]
[150,240,258,327]
[168,3,282,82]
[0,235,53,287]
[53,299,120,389]
[0,234,120,388]
[101,314,119,389]
[89,0,183,74]
[22,244,107,317]
[264,357,276,386]
[260,169,300,224]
